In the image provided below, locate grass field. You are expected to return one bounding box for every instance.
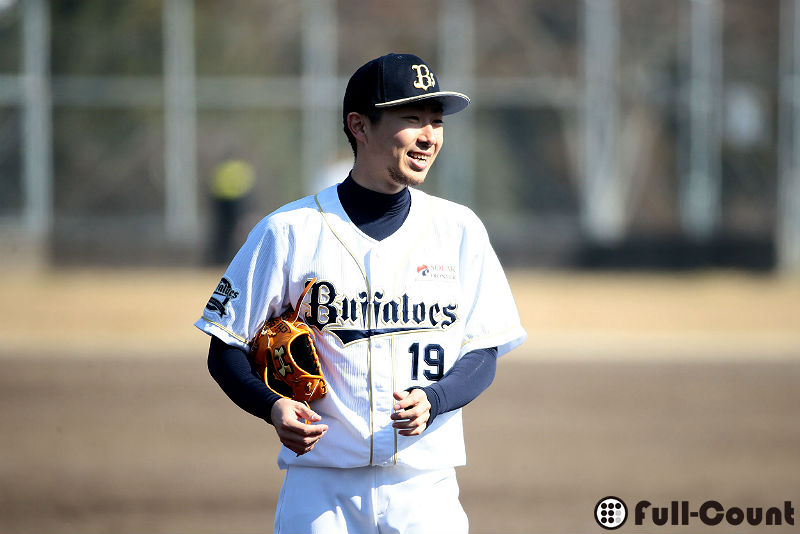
[1,268,799,532]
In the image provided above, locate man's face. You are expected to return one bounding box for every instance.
[363,102,444,190]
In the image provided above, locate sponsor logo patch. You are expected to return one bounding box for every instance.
[414,263,456,282]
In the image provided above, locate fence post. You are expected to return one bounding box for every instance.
[582,0,622,243]
[679,0,723,242]
[22,0,52,244]
[778,0,800,273]
[164,0,199,244]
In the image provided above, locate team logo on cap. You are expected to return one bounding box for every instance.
[411,64,435,91]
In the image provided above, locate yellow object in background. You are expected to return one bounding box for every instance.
[211,159,255,200]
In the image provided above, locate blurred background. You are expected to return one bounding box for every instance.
[1,1,799,533]
[1,0,798,271]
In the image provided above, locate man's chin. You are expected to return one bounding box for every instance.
[388,168,426,188]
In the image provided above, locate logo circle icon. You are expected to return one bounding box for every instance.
[594,496,627,530]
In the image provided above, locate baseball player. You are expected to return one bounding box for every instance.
[196,53,527,533]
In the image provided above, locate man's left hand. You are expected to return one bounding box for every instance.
[391,389,431,436]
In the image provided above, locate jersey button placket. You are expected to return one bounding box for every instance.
[370,336,394,465]
[367,250,395,466]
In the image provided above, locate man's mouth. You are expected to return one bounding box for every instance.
[408,152,431,169]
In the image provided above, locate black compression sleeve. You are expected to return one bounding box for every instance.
[416,346,498,428]
[207,336,281,424]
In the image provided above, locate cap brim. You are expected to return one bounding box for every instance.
[374,91,470,115]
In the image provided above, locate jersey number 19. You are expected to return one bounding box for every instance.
[408,343,444,381]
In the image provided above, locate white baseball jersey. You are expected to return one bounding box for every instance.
[195,184,527,470]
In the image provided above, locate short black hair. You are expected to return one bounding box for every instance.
[343,108,383,157]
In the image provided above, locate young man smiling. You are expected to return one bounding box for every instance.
[197,53,526,533]
[345,100,443,192]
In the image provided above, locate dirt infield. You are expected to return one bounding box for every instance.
[1,269,799,533]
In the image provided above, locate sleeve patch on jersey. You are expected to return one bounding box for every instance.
[205,277,240,317]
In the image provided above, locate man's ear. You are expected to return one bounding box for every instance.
[346,112,369,144]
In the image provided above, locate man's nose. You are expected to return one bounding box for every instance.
[418,123,435,145]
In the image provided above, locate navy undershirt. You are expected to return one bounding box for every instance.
[208,175,498,427]
[337,175,411,240]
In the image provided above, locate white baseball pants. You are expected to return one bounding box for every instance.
[274,464,469,533]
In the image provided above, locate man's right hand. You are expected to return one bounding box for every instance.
[270,398,328,456]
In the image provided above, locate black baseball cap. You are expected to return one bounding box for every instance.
[343,53,470,122]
